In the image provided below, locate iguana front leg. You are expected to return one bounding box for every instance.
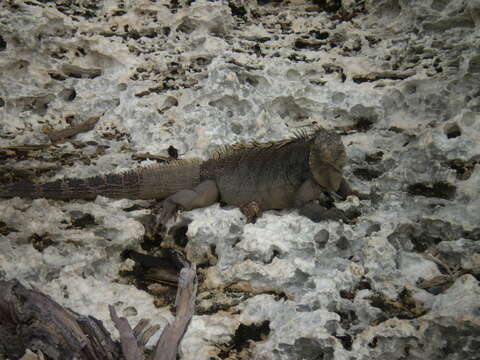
[295,178,347,223]
[337,178,369,200]
[150,180,219,233]
[298,202,347,222]
[294,178,328,207]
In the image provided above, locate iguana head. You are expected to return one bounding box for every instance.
[309,129,346,191]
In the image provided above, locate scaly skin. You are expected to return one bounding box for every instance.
[0,128,356,222]
[0,159,202,200]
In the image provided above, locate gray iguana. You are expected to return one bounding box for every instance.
[0,128,359,223]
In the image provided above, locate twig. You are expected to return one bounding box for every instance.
[132,153,172,162]
[423,251,456,276]
[0,144,51,151]
[109,306,143,360]
[44,117,100,143]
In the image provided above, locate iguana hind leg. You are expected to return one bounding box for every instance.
[151,180,219,233]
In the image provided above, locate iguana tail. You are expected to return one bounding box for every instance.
[0,160,201,200]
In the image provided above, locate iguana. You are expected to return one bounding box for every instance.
[0,128,358,223]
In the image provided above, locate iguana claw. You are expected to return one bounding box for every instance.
[142,200,179,237]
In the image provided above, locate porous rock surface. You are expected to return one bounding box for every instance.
[0,0,479,359]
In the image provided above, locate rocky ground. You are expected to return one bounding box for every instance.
[0,0,479,359]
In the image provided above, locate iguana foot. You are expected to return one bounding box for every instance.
[143,200,179,236]
[299,202,347,223]
[145,180,220,236]
[336,178,370,200]
[356,191,371,200]
[240,201,263,224]
[158,199,179,224]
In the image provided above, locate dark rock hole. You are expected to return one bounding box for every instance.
[365,151,384,164]
[265,249,281,264]
[228,2,247,17]
[312,0,342,13]
[335,236,350,250]
[354,117,373,132]
[0,221,18,236]
[444,122,461,138]
[0,35,6,51]
[257,0,282,5]
[49,72,67,81]
[353,167,382,181]
[294,38,324,51]
[29,233,55,252]
[168,220,191,247]
[123,204,145,212]
[59,88,76,102]
[357,278,372,291]
[339,289,355,301]
[140,230,163,251]
[337,309,358,330]
[411,234,444,253]
[232,321,271,351]
[209,243,218,260]
[407,182,456,200]
[70,212,97,228]
[447,158,477,180]
[335,334,353,351]
[177,19,196,34]
[368,336,378,348]
[310,30,329,40]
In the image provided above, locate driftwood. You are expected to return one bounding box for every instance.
[0,280,121,360]
[132,146,179,162]
[132,152,172,162]
[0,144,51,152]
[43,116,100,143]
[0,262,197,360]
[124,250,184,286]
[154,266,197,360]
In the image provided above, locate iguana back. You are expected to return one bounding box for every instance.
[201,137,311,210]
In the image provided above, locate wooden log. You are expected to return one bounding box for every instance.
[43,117,100,143]
[153,264,197,360]
[0,258,197,360]
[0,280,120,360]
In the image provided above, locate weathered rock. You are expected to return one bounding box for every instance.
[0,0,479,359]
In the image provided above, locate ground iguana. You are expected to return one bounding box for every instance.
[0,128,358,223]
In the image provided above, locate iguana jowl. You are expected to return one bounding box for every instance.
[0,129,356,222]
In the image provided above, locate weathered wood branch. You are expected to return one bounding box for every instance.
[43,116,100,143]
[109,305,144,360]
[0,280,120,360]
[0,260,197,360]
[153,265,197,360]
